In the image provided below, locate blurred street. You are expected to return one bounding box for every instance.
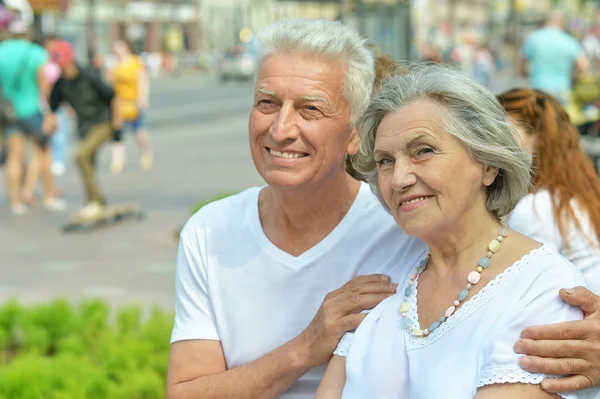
[0,71,525,311]
[0,76,263,311]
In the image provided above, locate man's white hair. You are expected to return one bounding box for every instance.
[256,19,375,128]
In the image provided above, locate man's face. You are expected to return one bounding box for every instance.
[248,52,359,190]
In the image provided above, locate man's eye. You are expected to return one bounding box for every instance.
[258,99,273,105]
[306,105,319,111]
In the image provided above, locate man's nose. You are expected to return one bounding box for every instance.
[270,103,300,142]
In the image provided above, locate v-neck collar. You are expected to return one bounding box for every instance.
[404,245,548,349]
[249,183,370,267]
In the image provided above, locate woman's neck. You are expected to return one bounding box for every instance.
[423,206,502,277]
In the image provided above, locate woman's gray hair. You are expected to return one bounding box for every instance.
[354,62,532,219]
[256,19,375,128]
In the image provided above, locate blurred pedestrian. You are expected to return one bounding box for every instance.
[499,88,600,294]
[0,20,66,214]
[521,10,590,105]
[44,40,123,221]
[107,39,153,174]
[473,43,495,88]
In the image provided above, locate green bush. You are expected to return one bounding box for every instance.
[174,191,239,239]
[190,192,239,215]
[0,299,173,399]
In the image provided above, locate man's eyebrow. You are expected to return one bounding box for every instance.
[255,87,276,96]
[301,95,329,105]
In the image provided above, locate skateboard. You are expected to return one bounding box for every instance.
[62,202,144,233]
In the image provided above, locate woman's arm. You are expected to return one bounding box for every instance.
[476,383,559,398]
[315,355,346,399]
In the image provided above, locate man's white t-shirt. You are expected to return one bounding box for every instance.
[171,183,427,398]
[509,190,600,294]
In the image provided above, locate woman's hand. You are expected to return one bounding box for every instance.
[515,287,600,393]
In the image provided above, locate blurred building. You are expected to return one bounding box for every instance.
[49,0,199,61]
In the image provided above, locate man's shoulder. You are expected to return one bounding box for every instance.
[181,187,261,238]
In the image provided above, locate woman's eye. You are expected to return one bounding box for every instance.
[415,147,434,156]
[376,158,393,166]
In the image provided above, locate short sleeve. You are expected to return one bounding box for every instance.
[170,215,220,344]
[32,44,49,70]
[334,332,354,357]
[477,254,586,398]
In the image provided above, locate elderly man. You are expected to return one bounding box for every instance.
[167,20,600,399]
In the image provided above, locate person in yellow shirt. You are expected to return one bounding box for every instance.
[107,39,152,174]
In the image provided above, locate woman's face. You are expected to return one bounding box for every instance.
[511,118,536,155]
[113,41,128,58]
[374,99,498,239]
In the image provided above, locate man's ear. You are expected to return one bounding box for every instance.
[483,165,499,187]
[347,127,360,156]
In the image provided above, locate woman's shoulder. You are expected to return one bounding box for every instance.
[511,244,586,294]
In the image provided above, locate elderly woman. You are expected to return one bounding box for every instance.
[316,64,599,398]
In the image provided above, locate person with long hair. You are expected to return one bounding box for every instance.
[107,38,152,174]
[498,88,600,294]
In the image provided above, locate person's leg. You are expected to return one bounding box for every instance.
[133,114,153,170]
[51,107,69,175]
[4,128,27,213]
[111,121,126,175]
[75,122,113,206]
[21,114,65,210]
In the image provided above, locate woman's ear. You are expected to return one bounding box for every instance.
[483,165,499,187]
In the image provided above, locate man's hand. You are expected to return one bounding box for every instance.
[42,113,57,135]
[292,274,398,368]
[515,287,600,393]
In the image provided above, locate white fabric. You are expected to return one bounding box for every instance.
[171,182,427,398]
[339,245,600,399]
[509,190,600,294]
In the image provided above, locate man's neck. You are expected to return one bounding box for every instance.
[259,172,362,257]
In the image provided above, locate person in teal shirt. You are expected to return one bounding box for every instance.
[521,10,590,105]
[0,20,66,215]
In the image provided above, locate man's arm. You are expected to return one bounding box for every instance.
[516,287,600,393]
[166,274,397,399]
[43,80,63,135]
[575,54,591,73]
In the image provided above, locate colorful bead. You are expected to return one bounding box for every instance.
[487,251,493,258]
[458,289,469,301]
[408,280,414,286]
[405,286,413,296]
[419,258,428,267]
[439,316,446,323]
[468,271,481,284]
[401,312,407,318]
[497,236,503,242]
[401,317,413,329]
[476,266,483,272]
[413,329,424,337]
[429,322,441,332]
[453,300,460,306]
[400,302,410,313]
[466,283,472,289]
[411,273,417,280]
[488,239,501,253]
[423,329,430,336]
[479,257,491,269]
[445,306,455,318]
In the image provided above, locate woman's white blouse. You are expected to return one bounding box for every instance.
[335,245,599,399]
[509,190,600,294]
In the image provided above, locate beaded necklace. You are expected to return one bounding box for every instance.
[400,225,509,337]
